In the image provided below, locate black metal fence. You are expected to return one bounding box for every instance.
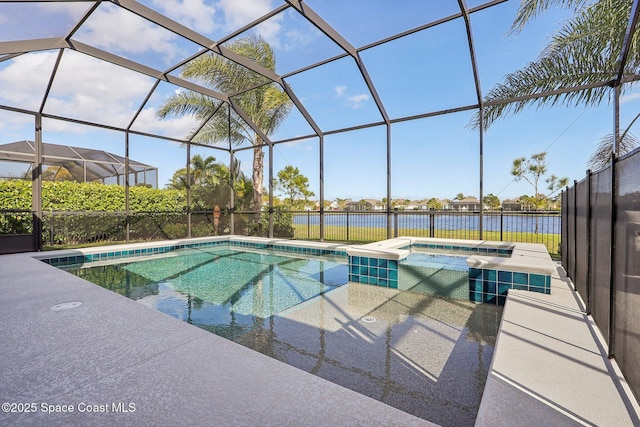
[1,207,561,256]
[292,210,561,256]
[562,147,640,404]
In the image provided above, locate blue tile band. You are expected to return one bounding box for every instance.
[348,255,399,289]
[43,240,348,268]
[468,267,551,305]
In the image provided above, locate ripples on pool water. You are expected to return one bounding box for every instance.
[66,247,348,338]
[64,245,502,426]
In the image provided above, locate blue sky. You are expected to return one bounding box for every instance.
[1,0,638,202]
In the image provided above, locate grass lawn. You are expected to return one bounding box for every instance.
[41,225,560,259]
[293,224,561,258]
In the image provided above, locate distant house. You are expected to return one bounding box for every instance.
[502,198,524,211]
[410,198,453,211]
[345,200,373,211]
[315,199,346,210]
[408,200,429,210]
[344,199,385,211]
[390,199,407,210]
[436,199,452,210]
[367,199,386,211]
[452,197,481,211]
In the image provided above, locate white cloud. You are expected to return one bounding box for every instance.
[0,52,58,109]
[283,27,319,52]
[218,0,282,46]
[334,85,347,97]
[0,48,208,143]
[331,84,370,109]
[76,4,185,65]
[39,2,93,21]
[152,0,218,34]
[621,91,640,104]
[40,117,95,134]
[218,0,272,29]
[43,52,156,128]
[132,107,197,139]
[0,109,32,133]
[254,18,283,48]
[281,138,315,150]
[347,93,370,109]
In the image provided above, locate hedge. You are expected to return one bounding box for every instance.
[0,180,186,212]
[1,180,294,245]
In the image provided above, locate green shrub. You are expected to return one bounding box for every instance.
[246,208,294,238]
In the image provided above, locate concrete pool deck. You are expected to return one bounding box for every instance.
[0,252,432,426]
[477,264,640,426]
[1,238,639,426]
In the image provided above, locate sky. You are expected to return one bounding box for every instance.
[1,0,639,202]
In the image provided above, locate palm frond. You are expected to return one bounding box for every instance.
[510,0,590,35]
[472,0,636,130]
[157,91,220,120]
[587,131,640,170]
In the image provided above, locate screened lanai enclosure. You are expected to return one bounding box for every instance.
[0,0,638,248]
[2,0,640,412]
[0,140,157,186]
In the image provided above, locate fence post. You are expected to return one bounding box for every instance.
[608,155,618,359]
[572,180,578,285]
[307,211,310,239]
[50,213,54,246]
[346,211,349,241]
[429,208,436,237]
[586,170,592,315]
[394,208,399,238]
[500,207,504,241]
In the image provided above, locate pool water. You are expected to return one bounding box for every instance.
[59,243,502,425]
[65,247,348,339]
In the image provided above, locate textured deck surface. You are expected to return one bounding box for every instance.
[0,253,433,426]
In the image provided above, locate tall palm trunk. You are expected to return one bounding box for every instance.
[252,139,264,219]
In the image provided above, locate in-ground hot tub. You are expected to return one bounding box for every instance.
[346,236,556,305]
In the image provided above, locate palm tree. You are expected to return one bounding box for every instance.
[166,154,218,190]
[472,0,640,164]
[587,112,640,170]
[158,34,292,218]
[190,154,218,186]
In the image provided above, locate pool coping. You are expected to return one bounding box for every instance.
[31,235,353,266]
[346,236,555,277]
[345,237,555,302]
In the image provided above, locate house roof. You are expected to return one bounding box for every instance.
[453,196,480,203]
[0,140,155,181]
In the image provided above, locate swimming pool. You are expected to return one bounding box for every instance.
[63,246,348,339]
[41,236,506,425]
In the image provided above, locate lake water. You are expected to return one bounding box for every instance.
[293,212,561,234]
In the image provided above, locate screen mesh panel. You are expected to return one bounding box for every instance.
[562,190,568,270]
[574,177,589,305]
[566,186,576,281]
[590,167,611,342]
[614,151,640,402]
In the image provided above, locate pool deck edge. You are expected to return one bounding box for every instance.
[475,263,640,427]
